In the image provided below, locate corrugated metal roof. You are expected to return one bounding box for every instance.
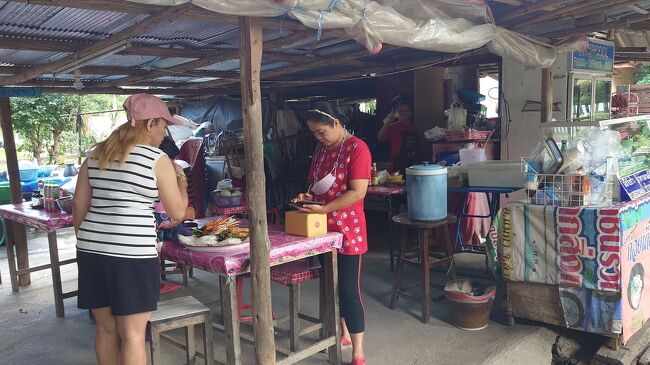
[0,49,68,65]
[0,2,143,41]
[197,59,241,72]
[136,19,239,48]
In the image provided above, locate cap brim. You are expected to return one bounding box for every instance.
[161,115,185,125]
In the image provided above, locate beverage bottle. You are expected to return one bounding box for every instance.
[43,183,51,211]
[371,162,378,186]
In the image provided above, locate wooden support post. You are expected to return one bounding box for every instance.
[0,97,29,287]
[239,16,276,365]
[541,68,552,124]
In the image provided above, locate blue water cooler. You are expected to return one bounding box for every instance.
[406,163,447,221]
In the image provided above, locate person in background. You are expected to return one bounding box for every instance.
[193,121,214,138]
[72,93,189,365]
[292,101,371,365]
[377,95,418,173]
[156,136,195,231]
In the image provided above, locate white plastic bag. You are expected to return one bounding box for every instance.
[424,126,447,140]
[446,101,467,132]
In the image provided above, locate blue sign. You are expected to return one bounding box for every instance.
[571,39,614,73]
[0,87,43,97]
[636,170,650,192]
[620,170,650,201]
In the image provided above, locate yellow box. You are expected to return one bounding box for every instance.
[285,211,327,237]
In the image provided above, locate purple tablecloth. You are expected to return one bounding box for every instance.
[161,218,343,277]
[0,202,73,232]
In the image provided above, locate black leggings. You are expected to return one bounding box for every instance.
[318,253,365,333]
[338,254,365,334]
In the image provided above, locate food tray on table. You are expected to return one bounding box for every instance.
[176,216,250,251]
[178,234,249,252]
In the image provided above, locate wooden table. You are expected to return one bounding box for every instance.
[0,202,76,318]
[366,185,405,271]
[161,218,343,365]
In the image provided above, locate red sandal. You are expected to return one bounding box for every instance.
[351,359,367,365]
[341,337,352,347]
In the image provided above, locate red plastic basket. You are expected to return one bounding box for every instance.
[445,130,491,142]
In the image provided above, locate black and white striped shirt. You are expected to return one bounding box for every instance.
[76,145,164,259]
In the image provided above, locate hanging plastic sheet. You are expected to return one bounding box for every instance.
[127,0,563,68]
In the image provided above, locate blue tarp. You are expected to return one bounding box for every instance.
[180,96,271,134]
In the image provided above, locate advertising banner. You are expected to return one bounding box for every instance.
[619,197,650,343]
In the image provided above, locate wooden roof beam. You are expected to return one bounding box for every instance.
[512,0,641,30]
[497,0,570,25]
[39,86,234,95]
[96,31,317,88]
[0,65,150,76]
[0,34,331,61]
[0,3,193,86]
[14,79,186,88]
[544,11,650,38]
[190,46,395,90]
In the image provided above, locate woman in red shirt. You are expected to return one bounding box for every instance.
[377,97,418,173]
[293,102,371,365]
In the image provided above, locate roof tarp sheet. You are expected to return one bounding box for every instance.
[129,0,562,67]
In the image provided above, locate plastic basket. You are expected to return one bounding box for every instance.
[445,130,491,142]
[520,158,614,207]
[19,168,38,182]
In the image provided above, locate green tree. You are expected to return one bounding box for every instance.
[10,94,127,164]
[11,94,77,164]
[635,65,650,85]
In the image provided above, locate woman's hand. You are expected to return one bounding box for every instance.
[297,204,328,214]
[184,206,196,221]
[291,192,313,203]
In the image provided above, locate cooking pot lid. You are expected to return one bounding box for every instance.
[406,162,447,176]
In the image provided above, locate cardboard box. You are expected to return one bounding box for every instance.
[285,211,327,237]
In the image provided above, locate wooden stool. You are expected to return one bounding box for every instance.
[390,213,457,323]
[160,261,193,285]
[148,296,213,365]
[271,259,323,352]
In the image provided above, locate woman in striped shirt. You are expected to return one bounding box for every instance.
[73,93,189,365]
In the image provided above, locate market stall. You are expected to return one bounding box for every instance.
[489,115,650,347]
[499,197,650,346]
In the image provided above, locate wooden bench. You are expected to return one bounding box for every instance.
[148,296,213,365]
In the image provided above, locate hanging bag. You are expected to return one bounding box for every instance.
[447,99,467,132]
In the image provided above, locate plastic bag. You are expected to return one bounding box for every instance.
[216,179,233,191]
[584,130,620,170]
[446,101,467,132]
[424,126,447,140]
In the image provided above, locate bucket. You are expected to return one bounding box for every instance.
[406,163,447,221]
[444,280,496,330]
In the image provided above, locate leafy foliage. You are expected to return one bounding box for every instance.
[634,65,650,85]
[8,94,127,164]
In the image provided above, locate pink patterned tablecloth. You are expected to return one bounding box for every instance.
[0,202,73,232]
[367,185,405,197]
[161,218,343,277]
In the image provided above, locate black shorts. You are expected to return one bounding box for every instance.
[77,250,160,316]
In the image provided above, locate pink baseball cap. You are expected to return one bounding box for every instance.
[123,93,184,126]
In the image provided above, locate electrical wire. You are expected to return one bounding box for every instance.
[141,48,485,85]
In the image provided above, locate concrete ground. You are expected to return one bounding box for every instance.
[0,212,562,365]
